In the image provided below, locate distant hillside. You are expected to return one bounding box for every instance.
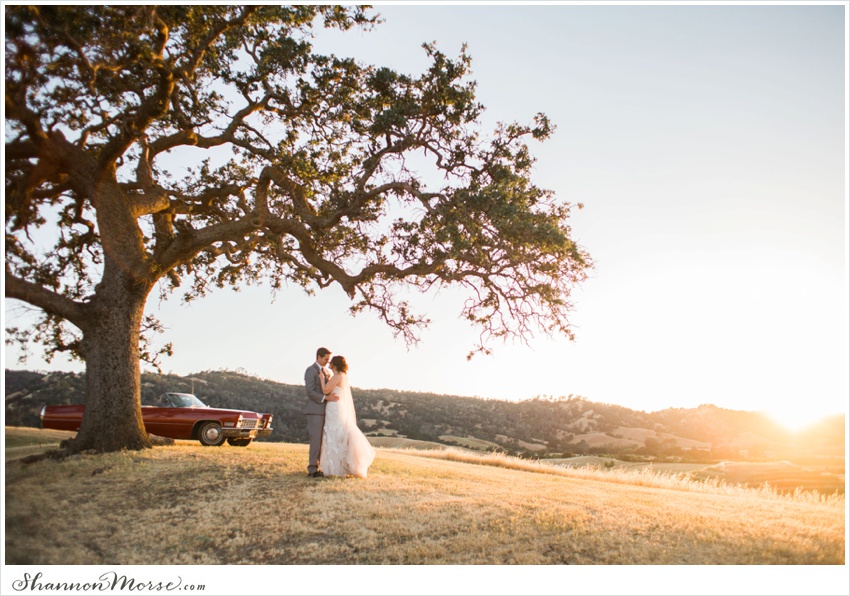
[5,368,845,462]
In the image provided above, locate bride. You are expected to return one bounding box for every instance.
[319,355,376,478]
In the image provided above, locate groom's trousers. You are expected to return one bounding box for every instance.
[307,414,325,474]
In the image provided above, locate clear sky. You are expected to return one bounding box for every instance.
[3,3,848,432]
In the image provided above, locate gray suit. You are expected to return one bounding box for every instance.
[305,362,327,474]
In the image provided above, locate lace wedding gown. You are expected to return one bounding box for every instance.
[321,378,376,478]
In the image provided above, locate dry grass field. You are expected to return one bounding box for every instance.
[4,427,79,460]
[439,435,503,450]
[364,436,451,450]
[3,427,845,565]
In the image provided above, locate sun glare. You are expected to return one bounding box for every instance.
[764,407,841,434]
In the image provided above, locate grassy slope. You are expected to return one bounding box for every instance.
[4,428,845,565]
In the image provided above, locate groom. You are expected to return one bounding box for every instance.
[304,347,339,478]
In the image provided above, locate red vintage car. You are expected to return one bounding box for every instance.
[40,392,273,447]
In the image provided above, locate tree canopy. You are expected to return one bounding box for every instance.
[4,5,591,451]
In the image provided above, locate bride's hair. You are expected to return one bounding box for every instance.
[330,355,348,373]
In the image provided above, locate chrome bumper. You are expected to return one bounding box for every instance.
[221,428,273,439]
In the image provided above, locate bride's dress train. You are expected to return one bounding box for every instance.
[321,383,375,478]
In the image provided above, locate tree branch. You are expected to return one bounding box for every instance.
[4,270,88,328]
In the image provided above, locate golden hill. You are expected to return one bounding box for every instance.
[4,428,845,566]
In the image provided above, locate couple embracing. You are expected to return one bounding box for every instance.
[304,347,376,478]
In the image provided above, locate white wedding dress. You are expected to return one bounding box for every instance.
[321,377,376,478]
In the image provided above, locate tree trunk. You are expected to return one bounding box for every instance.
[67,264,153,453]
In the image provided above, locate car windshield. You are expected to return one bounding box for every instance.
[165,393,208,408]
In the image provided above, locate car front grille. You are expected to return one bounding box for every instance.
[238,419,259,429]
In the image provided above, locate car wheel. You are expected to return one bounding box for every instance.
[227,438,252,447]
[197,422,225,447]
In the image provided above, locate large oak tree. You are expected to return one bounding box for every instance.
[4,5,591,452]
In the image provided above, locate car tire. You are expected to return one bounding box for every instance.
[197,421,226,447]
[227,438,252,447]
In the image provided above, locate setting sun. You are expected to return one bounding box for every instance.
[765,406,843,434]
